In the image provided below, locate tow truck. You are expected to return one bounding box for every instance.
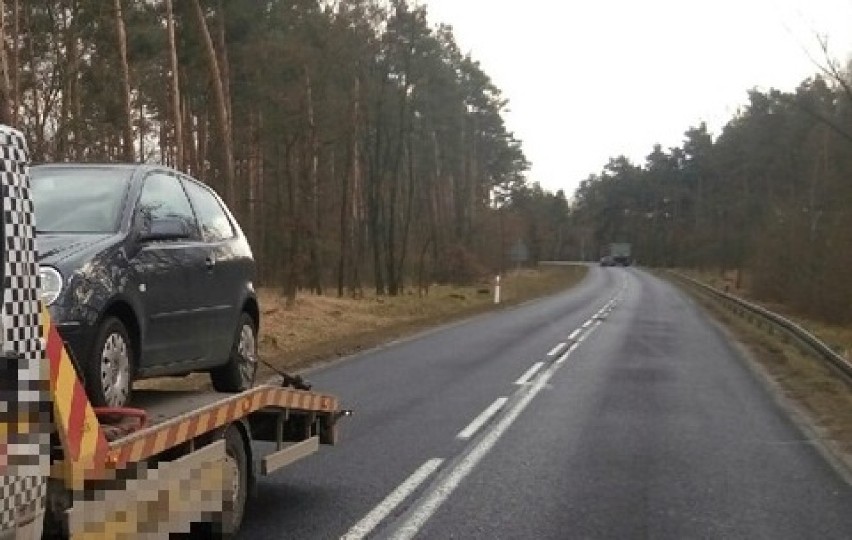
[0,125,349,538]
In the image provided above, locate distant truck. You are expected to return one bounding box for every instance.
[604,243,632,266]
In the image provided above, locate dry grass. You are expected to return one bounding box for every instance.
[256,265,587,375]
[138,265,587,390]
[668,273,852,469]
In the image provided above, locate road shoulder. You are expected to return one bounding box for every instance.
[667,274,852,484]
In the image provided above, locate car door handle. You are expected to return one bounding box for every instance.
[205,256,216,271]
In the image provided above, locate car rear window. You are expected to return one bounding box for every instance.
[182,179,235,242]
[31,168,130,233]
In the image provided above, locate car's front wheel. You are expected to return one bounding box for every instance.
[85,317,134,407]
[210,312,257,393]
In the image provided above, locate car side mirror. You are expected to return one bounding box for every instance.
[138,218,190,242]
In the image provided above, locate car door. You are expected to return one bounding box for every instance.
[181,177,240,362]
[131,171,208,371]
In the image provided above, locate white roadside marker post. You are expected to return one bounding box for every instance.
[494,275,501,304]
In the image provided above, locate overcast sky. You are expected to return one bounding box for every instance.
[422,0,852,196]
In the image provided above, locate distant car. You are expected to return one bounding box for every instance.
[600,255,616,267]
[31,164,259,407]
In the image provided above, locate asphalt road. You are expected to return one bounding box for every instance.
[238,267,852,540]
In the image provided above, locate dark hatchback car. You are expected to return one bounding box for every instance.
[31,164,259,407]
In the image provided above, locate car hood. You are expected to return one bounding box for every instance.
[37,233,115,265]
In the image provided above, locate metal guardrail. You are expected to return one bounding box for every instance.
[668,271,852,384]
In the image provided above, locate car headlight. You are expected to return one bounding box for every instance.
[39,266,63,306]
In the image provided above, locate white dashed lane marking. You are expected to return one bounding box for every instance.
[457,397,509,440]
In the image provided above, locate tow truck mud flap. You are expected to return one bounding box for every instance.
[261,436,320,476]
[66,440,230,538]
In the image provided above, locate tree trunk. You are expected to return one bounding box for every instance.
[254,111,265,273]
[197,108,208,181]
[215,0,232,139]
[338,142,350,298]
[114,0,134,162]
[385,67,412,296]
[138,99,145,159]
[286,147,301,305]
[429,130,442,267]
[191,0,234,204]
[0,0,12,125]
[55,6,73,158]
[247,109,257,246]
[339,76,363,297]
[183,95,197,175]
[368,77,386,295]
[396,120,417,289]
[10,0,18,126]
[165,0,183,170]
[22,6,42,157]
[304,67,322,294]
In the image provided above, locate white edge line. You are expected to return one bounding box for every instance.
[341,458,444,540]
[547,342,567,356]
[581,320,592,329]
[580,321,604,343]
[568,329,581,341]
[390,362,556,540]
[514,361,545,385]
[381,293,617,539]
[556,341,581,364]
[456,397,509,440]
[387,289,615,539]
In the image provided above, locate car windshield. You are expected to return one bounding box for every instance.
[31,168,130,233]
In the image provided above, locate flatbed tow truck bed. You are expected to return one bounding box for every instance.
[131,375,328,427]
[52,364,347,537]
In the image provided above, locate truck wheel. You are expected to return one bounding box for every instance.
[85,317,133,407]
[220,426,249,537]
[210,313,257,393]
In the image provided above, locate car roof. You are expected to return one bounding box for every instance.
[30,163,221,199]
[31,163,162,174]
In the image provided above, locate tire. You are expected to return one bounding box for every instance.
[218,426,249,537]
[210,312,258,393]
[85,317,133,407]
[190,426,249,539]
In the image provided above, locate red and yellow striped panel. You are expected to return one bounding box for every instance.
[106,385,339,469]
[43,309,109,484]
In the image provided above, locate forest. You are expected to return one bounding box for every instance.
[4,0,850,327]
[572,74,852,325]
[0,0,571,300]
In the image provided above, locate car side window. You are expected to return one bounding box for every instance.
[182,179,235,242]
[136,172,198,238]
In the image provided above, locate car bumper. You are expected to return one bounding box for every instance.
[53,320,95,373]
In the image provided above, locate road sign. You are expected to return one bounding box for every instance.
[510,240,529,264]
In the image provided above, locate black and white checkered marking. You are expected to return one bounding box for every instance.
[0,125,48,533]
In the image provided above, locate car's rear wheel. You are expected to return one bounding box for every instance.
[210,312,257,393]
[221,426,249,536]
[86,317,133,407]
